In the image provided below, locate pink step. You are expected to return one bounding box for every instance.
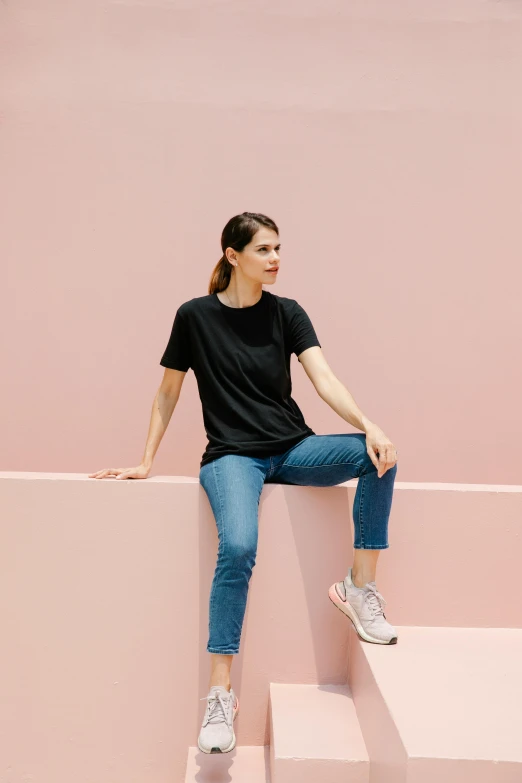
[184,745,270,782]
[269,683,369,783]
[348,626,522,783]
[1,473,520,780]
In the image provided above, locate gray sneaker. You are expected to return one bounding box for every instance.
[328,567,398,644]
[197,685,240,754]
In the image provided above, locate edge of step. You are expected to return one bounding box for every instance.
[269,682,369,783]
[185,744,271,782]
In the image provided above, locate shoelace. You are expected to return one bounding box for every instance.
[199,692,232,726]
[364,583,387,618]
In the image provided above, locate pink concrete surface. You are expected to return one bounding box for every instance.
[0,473,354,782]
[2,1,522,485]
[185,745,271,783]
[1,472,521,781]
[269,683,369,783]
[348,626,522,783]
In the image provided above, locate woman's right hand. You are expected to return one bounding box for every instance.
[88,464,151,480]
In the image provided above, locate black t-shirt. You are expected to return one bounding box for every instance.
[159,289,321,468]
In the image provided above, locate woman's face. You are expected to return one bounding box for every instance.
[227,228,281,284]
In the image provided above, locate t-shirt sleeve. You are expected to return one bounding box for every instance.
[160,307,192,371]
[289,301,321,357]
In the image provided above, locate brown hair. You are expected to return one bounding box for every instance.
[208,212,279,295]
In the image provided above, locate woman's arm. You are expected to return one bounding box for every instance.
[88,368,186,479]
[298,347,398,476]
[140,369,186,469]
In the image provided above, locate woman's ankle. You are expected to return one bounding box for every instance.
[209,681,231,691]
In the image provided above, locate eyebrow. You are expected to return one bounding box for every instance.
[255,243,281,247]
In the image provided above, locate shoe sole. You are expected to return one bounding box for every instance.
[328,582,398,645]
[197,697,240,754]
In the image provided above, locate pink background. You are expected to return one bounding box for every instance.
[1,0,521,483]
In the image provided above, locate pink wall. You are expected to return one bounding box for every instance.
[2,0,521,483]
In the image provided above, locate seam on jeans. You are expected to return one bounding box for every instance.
[208,459,226,633]
[212,458,226,554]
[353,545,389,550]
[359,472,366,548]
[280,460,362,469]
[207,649,239,654]
[265,455,276,478]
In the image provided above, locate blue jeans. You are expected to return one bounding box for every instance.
[199,433,398,655]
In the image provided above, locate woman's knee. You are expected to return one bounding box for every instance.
[219,539,258,567]
[361,457,398,477]
[360,452,397,475]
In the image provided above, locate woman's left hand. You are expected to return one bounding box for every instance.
[364,423,398,478]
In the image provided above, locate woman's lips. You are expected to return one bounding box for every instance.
[266,269,279,273]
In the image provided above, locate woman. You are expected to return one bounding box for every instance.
[89,211,399,755]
